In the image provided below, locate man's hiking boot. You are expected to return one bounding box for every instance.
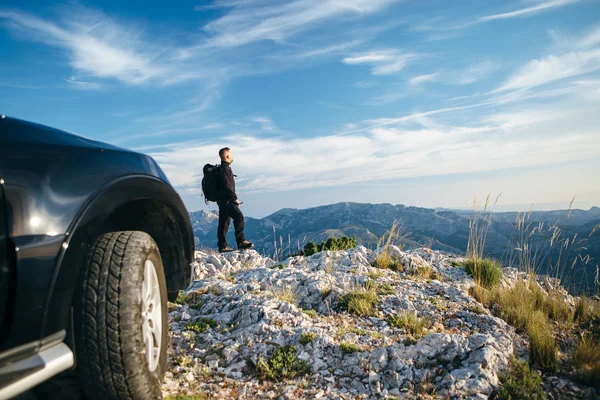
[238,240,253,250]
[219,246,235,253]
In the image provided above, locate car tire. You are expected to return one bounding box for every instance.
[74,231,168,400]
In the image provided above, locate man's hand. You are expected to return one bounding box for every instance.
[234,199,242,205]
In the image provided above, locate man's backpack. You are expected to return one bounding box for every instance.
[201,164,220,203]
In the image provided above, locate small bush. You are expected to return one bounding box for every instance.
[321,288,332,299]
[338,286,380,317]
[256,345,310,381]
[463,258,503,289]
[300,332,316,345]
[497,358,545,400]
[185,318,217,334]
[174,292,203,309]
[301,309,318,318]
[340,342,361,353]
[301,237,357,257]
[387,310,431,336]
[572,335,600,388]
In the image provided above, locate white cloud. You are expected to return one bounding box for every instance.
[408,72,439,86]
[149,84,600,195]
[202,0,401,48]
[477,0,581,22]
[495,49,600,92]
[0,9,178,86]
[342,49,421,75]
[454,61,497,84]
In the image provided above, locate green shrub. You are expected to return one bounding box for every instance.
[340,342,361,353]
[463,258,503,289]
[301,309,318,318]
[185,318,217,334]
[301,237,357,256]
[256,345,309,381]
[497,358,545,400]
[387,310,431,336]
[572,335,600,388]
[300,332,316,345]
[338,286,380,317]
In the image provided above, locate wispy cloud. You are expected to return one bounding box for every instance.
[150,84,600,193]
[201,0,402,48]
[408,72,439,86]
[454,60,497,84]
[477,0,581,22]
[342,49,421,75]
[0,9,178,86]
[495,27,600,92]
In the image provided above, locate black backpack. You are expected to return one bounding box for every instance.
[201,164,220,203]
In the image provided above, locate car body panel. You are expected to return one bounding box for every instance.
[0,116,193,352]
[0,177,8,344]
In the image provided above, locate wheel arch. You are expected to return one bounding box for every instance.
[42,174,194,338]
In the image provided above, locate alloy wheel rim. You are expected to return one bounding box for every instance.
[141,259,162,372]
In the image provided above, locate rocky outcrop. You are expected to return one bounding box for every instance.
[164,247,526,399]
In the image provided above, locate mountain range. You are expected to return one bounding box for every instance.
[191,203,600,293]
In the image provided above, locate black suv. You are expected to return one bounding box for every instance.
[0,116,194,399]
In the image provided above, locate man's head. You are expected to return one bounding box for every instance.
[219,147,233,163]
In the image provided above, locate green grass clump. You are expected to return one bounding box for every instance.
[575,297,600,342]
[467,304,486,315]
[338,285,380,317]
[301,309,318,318]
[475,280,559,373]
[462,258,503,289]
[271,285,298,305]
[378,282,396,295]
[185,318,217,334]
[256,345,310,381]
[387,310,431,336]
[497,358,545,400]
[527,311,558,373]
[300,332,316,345]
[174,292,203,309]
[572,335,600,388]
[411,265,436,280]
[339,342,361,353]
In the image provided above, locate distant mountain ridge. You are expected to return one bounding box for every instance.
[190,202,600,293]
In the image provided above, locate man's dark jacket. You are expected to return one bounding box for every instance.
[218,161,237,202]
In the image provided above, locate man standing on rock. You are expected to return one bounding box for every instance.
[217,147,253,253]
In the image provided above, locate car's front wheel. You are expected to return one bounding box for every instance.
[74,231,168,400]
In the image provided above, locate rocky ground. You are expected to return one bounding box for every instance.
[162,246,598,399]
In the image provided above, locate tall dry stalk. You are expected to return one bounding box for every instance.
[273,226,279,262]
[466,194,501,261]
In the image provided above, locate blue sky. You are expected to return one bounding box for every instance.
[1,0,599,218]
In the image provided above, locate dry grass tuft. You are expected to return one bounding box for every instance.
[387,310,431,336]
[338,283,380,317]
[572,335,600,387]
